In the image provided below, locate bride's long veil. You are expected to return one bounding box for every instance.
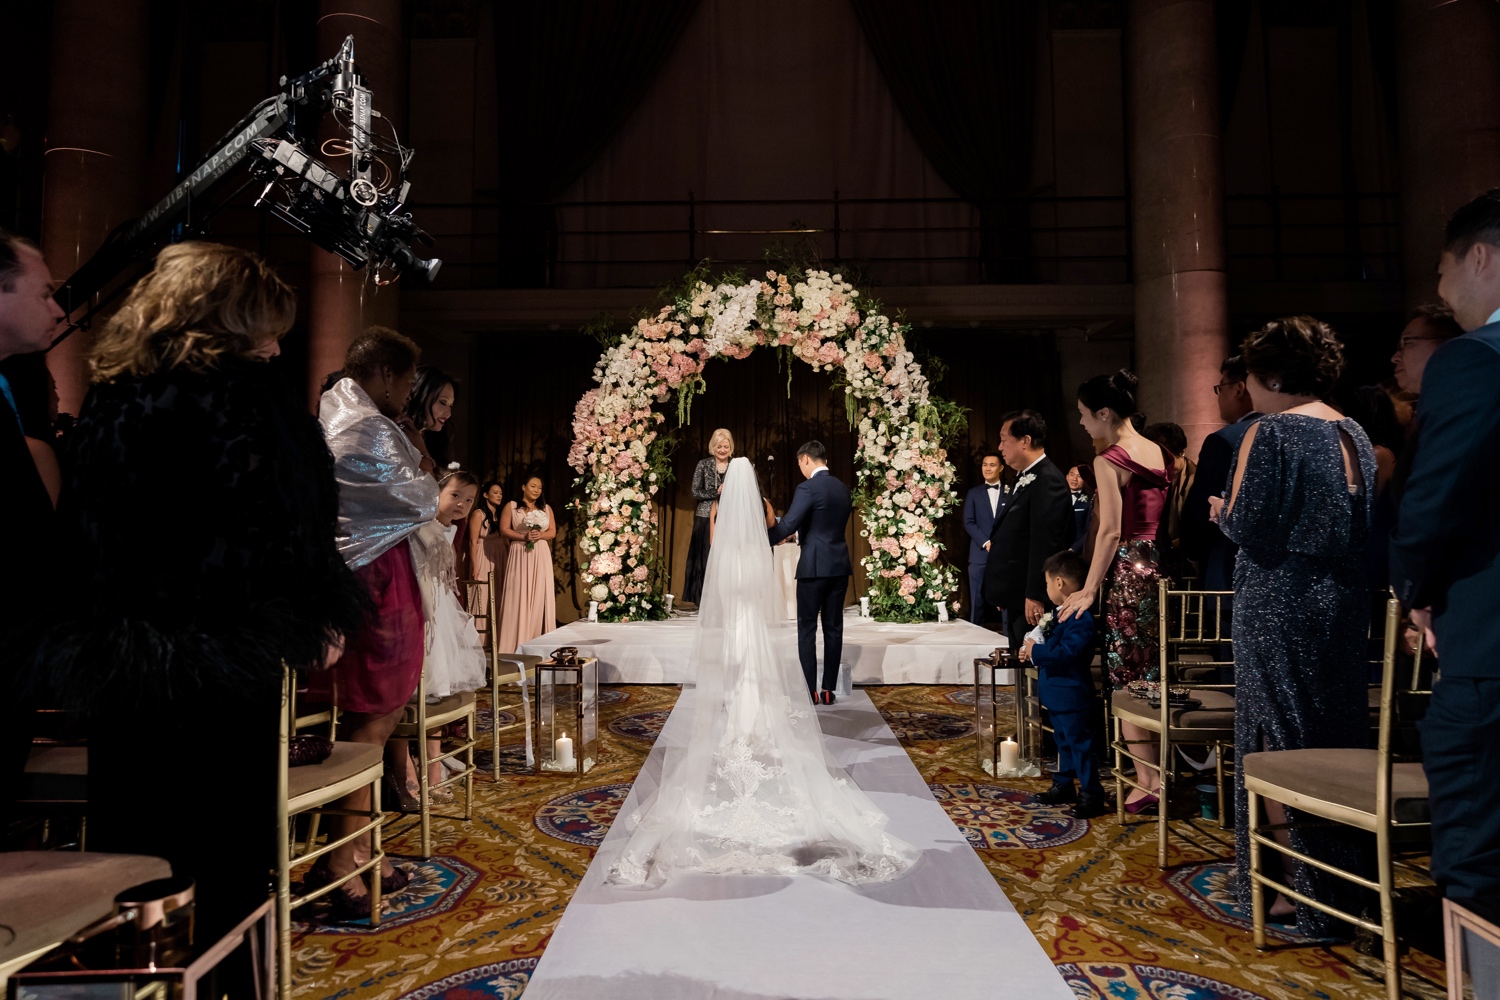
[607,457,916,888]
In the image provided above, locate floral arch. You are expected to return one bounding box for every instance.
[567,267,964,623]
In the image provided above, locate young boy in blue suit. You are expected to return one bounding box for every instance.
[1020,550,1107,818]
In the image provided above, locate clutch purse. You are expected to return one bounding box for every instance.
[288,734,334,767]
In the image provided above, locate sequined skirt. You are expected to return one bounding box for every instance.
[1103,539,1164,689]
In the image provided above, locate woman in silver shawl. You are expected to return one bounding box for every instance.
[310,326,439,916]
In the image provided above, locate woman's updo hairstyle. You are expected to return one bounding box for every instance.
[1077,369,1140,423]
[1240,316,1344,398]
[344,325,420,381]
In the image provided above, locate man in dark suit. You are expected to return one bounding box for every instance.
[1391,190,1500,958]
[1182,355,1260,590]
[0,229,66,828]
[768,440,852,704]
[981,410,1075,655]
[961,452,1005,624]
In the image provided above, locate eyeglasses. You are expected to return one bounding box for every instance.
[1212,380,1243,395]
[1394,336,1441,352]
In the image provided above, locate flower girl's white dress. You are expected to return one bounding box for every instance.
[409,521,488,699]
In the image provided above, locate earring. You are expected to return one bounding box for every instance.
[1268,380,1282,392]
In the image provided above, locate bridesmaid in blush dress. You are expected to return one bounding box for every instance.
[465,480,506,623]
[496,473,558,653]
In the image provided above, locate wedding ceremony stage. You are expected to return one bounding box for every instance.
[523,688,1070,1000]
[520,607,1011,690]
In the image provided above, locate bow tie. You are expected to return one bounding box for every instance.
[986,484,1001,491]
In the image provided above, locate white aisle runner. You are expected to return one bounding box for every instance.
[524,689,1071,1000]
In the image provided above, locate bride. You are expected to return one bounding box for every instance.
[607,457,918,888]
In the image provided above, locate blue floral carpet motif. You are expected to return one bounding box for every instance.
[929,781,1090,850]
[533,783,634,846]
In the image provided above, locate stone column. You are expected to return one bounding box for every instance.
[1395,0,1500,308]
[1127,0,1228,458]
[308,0,406,407]
[41,0,150,415]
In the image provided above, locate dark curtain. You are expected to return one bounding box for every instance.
[850,0,1038,283]
[493,1,701,287]
[1217,0,1254,123]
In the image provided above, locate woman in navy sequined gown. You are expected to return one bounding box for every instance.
[1217,317,1376,936]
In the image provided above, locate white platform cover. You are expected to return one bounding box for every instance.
[524,688,1070,1000]
[521,608,1011,688]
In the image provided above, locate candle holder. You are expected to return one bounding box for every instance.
[973,647,1041,779]
[535,648,599,775]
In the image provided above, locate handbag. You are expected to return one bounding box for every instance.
[288,734,334,767]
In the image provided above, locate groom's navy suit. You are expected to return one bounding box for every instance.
[768,467,852,694]
[962,480,1004,623]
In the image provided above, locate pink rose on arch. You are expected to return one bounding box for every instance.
[610,575,626,592]
[632,565,649,581]
[899,575,919,595]
[863,351,882,371]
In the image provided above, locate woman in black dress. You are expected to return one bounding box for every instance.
[682,427,733,606]
[1216,316,1376,934]
[27,242,367,941]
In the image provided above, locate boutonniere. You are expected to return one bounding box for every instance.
[1037,611,1055,638]
[1014,472,1037,491]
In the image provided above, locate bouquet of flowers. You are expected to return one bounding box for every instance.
[522,509,548,550]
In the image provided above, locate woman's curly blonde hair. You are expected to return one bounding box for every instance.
[89,242,296,383]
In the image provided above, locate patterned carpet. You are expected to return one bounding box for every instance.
[289,685,1447,1000]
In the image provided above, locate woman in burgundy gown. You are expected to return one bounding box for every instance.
[1058,370,1174,811]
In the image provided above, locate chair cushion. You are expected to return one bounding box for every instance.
[400,690,477,726]
[22,745,88,802]
[287,742,384,802]
[1111,688,1235,732]
[0,851,172,964]
[1242,748,1430,824]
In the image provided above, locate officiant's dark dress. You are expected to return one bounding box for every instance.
[1221,413,1376,935]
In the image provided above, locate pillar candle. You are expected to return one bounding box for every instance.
[555,732,575,768]
[588,601,598,622]
[859,596,870,618]
[664,594,674,614]
[1000,737,1019,772]
[937,601,949,623]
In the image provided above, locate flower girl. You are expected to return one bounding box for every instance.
[405,468,488,799]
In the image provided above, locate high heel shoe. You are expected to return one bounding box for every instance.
[373,861,411,896]
[1123,792,1159,814]
[383,772,421,814]
[302,858,376,920]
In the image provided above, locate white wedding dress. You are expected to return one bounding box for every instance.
[606,458,917,888]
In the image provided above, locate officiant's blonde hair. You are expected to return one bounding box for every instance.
[709,428,734,453]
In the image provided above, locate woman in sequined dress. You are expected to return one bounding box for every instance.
[1214,316,1375,934]
[683,428,734,606]
[1057,370,1173,812]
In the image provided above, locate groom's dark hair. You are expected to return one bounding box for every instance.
[796,440,828,463]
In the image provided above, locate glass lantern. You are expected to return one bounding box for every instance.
[535,649,598,775]
[973,647,1009,777]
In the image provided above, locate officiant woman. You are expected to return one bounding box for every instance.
[683,427,734,606]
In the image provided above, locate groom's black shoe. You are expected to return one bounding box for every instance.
[1036,782,1078,805]
[1071,791,1110,819]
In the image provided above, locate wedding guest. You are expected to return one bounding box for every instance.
[1057,371,1172,812]
[1214,315,1375,934]
[683,429,733,606]
[1182,356,1261,590]
[495,472,558,654]
[316,326,438,909]
[1143,421,1195,578]
[403,365,458,469]
[27,242,366,941]
[1391,303,1463,397]
[961,452,1006,624]
[1392,189,1500,953]
[0,229,64,827]
[1066,464,1094,554]
[1337,384,1403,609]
[1022,550,1108,818]
[465,479,506,620]
[981,411,1074,657]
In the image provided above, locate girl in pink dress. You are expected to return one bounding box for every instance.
[496,474,558,653]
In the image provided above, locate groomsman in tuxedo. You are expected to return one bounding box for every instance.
[768,440,853,704]
[981,411,1075,655]
[961,452,1005,624]
[1181,355,1260,590]
[1391,191,1500,966]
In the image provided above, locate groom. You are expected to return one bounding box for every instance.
[768,440,852,704]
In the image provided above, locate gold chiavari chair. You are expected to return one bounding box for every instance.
[390,665,478,858]
[276,667,384,998]
[486,568,537,776]
[1110,582,1237,868]
[1243,596,1432,1000]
